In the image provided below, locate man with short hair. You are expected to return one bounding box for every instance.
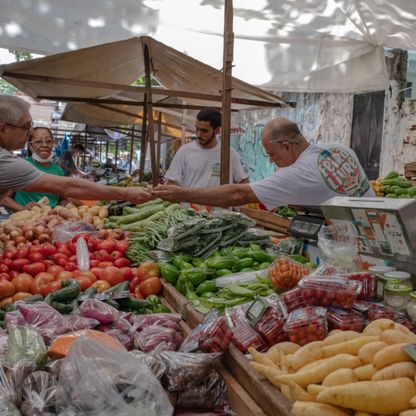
[154,117,375,208]
[165,107,248,190]
[59,141,86,176]
[0,95,154,205]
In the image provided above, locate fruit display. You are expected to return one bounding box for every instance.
[370,170,416,198]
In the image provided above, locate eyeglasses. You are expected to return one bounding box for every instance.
[4,121,34,133]
[30,139,54,146]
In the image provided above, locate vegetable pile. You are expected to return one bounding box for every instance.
[370,171,416,198]
[249,318,416,415]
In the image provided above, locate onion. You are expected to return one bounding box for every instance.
[38,233,50,243]
[3,224,17,234]
[22,224,33,233]
[33,225,46,238]
[14,235,26,244]
[0,233,7,242]
[9,230,21,239]
[24,230,34,242]
[4,242,15,250]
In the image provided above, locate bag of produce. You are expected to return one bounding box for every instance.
[52,221,98,243]
[65,315,99,331]
[130,313,182,332]
[0,330,9,355]
[79,298,120,324]
[129,351,166,380]
[267,255,311,291]
[134,325,183,353]
[56,338,173,416]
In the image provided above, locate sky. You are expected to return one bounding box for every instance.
[0,48,16,64]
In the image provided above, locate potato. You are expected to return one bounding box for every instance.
[98,206,109,219]
[291,401,350,416]
[372,343,412,369]
[381,329,416,345]
[88,205,101,216]
[322,368,357,386]
[354,364,377,381]
[359,342,388,364]
[323,331,361,346]
[289,341,325,372]
[307,384,328,397]
[322,336,380,358]
[364,319,395,333]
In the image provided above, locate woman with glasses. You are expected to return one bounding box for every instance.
[2,125,69,211]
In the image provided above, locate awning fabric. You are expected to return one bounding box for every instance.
[1,1,416,93]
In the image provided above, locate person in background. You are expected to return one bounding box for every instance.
[0,95,154,207]
[59,141,86,176]
[154,117,375,208]
[2,125,67,211]
[164,107,248,190]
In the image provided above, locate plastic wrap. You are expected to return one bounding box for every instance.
[4,311,25,331]
[281,286,306,312]
[159,351,220,391]
[129,351,166,380]
[284,306,328,346]
[0,365,17,405]
[299,276,361,309]
[5,326,47,369]
[134,325,183,353]
[267,255,311,291]
[353,301,395,321]
[231,315,267,353]
[344,272,377,301]
[180,314,233,353]
[16,302,72,344]
[52,222,98,243]
[0,330,9,355]
[20,371,57,416]
[79,299,120,324]
[65,316,99,331]
[129,313,182,332]
[326,308,365,332]
[176,369,229,412]
[56,338,173,416]
[0,398,20,416]
[76,237,90,271]
[317,223,361,272]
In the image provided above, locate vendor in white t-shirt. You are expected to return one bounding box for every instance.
[154,117,375,208]
[165,108,248,191]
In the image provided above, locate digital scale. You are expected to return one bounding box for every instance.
[287,206,326,244]
[320,197,416,275]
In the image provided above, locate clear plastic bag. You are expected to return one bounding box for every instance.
[0,330,8,356]
[318,223,362,272]
[52,222,98,243]
[76,237,90,271]
[134,325,183,353]
[56,338,173,416]
[79,299,120,324]
[20,371,57,416]
[65,316,99,331]
[267,255,311,291]
[129,313,182,332]
[159,351,220,391]
[129,351,166,380]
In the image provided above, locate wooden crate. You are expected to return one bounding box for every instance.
[241,207,291,234]
[162,281,292,416]
[161,294,266,416]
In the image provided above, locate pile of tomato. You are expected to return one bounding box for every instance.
[0,231,162,305]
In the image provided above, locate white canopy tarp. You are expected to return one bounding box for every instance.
[1,1,416,93]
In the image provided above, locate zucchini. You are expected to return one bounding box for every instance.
[206,256,237,270]
[233,258,254,272]
[50,280,81,303]
[51,299,77,314]
[249,250,272,263]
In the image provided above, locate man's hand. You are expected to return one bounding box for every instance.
[152,185,184,203]
[124,187,156,205]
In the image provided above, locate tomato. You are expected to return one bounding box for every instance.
[0,296,13,307]
[75,270,97,282]
[35,272,55,283]
[8,270,18,280]
[94,250,112,262]
[55,258,68,268]
[22,262,46,277]
[66,241,77,255]
[27,252,43,263]
[0,273,10,282]
[98,261,113,269]
[65,262,78,272]
[31,239,40,246]
[120,267,134,281]
[76,276,93,290]
[110,250,124,261]
[71,232,90,243]
[137,262,160,282]
[69,255,78,264]
[40,243,57,257]
[11,273,33,292]
[3,250,17,260]
[56,271,74,281]
[31,272,55,295]
[43,281,62,296]
[0,264,9,274]
[113,257,131,268]
[96,239,115,253]
[139,277,161,297]
[134,290,144,299]
[16,247,29,259]
[47,265,65,276]
[114,240,128,254]
[2,259,12,268]
[52,253,68,263]
[87,238,98,251]
[102,266,124,287]
[11,258,30,271]
[57,246,72,258]
[0,280,15,300]
[129,276,140,293]
[90,267,105,280]
[89,259,99,268]
[91,280,111,293]
[12,292,32,302]
[29,245,42,254]
[42,259,55,269]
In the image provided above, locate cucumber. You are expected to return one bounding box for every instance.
[50,280,81,303]
[117,297,149,311]
[216,269,232,277]
[104,299,120,309]
[249,250,273,263]
[104,281,130,296]
[23,294,44,304]
[233,258,254,272]
[0,310,5,321]
[83,286,97,298]
[51,299,77,314]
[206,256,237,270]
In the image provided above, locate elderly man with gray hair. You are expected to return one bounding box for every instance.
[154,117,374,209]
[0,95,154,205]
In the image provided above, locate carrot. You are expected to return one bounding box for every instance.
[288,381,315,402]
[372,362,416,381]
[248,347,279,368]
[307,384,328,397]
[323,330,361,346]
[289,340,325,371]
[278,354,361,387]
[317,377,416,414]
[372,343,412,369]
[358,341,387,364]
[322,336,380,358]
[353,364,377,381]
[249,361,282,389]
[291,401,350,416]
[363,319,395,333]
[381,329,416,345]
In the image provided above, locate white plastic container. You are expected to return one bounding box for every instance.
[384,271,412,289]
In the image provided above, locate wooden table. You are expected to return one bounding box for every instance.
[240,207,291,234]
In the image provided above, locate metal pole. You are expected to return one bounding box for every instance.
[129,125,135,175]
[220,0,233,185]
[114,139,119,174]
[138,94,148,181]
[157,112,162,177]
[83,127,88,171]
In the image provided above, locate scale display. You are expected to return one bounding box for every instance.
[288,215,325,240]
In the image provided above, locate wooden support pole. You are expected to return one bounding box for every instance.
[157,112,162,176]
[129,126,135,175]
[143,44,158,187]
[138,94,148,182]
[114,139,119,174]
[83,127,88,171]
[220,0,234,185]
